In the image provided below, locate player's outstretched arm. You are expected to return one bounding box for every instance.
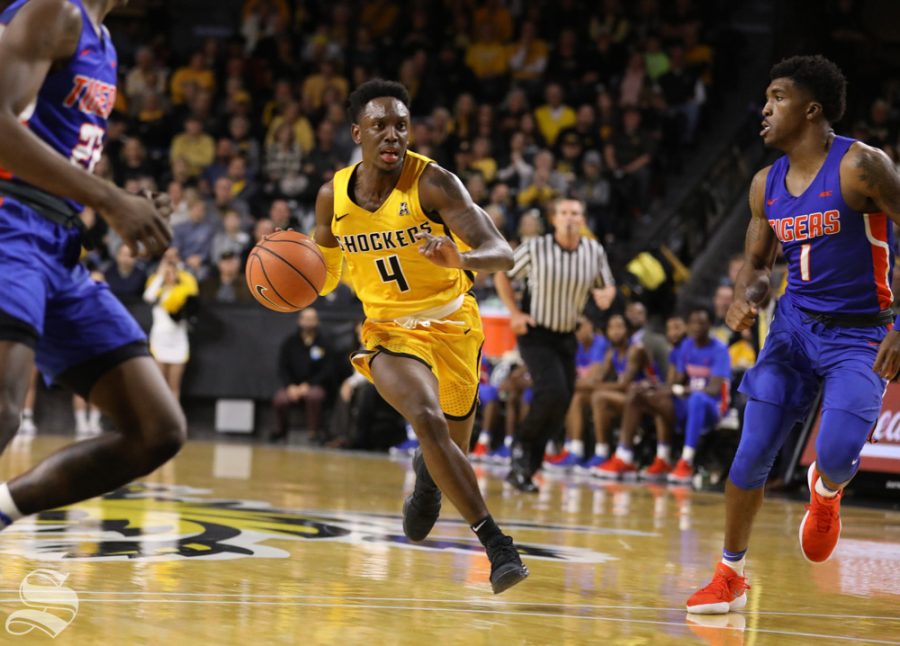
[416,164,514,272]
[843,143,900,380]
[0,0,170,256]
[312,181,342,295]
[726,166,778,332]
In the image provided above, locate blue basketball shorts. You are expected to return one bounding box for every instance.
[0,197,148,396]
[739,295,887,422]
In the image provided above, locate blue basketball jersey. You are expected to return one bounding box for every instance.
[676,337,731,403]
[576,335,607,372]
[764,135,894,314]
[0,0,117,212]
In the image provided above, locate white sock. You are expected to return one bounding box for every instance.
[615,446,634,464]
[0,483,23,527]
[75,410,89,432]
[657,444,671,462]
[815,477,839,499]
[570,439,585,458]
[681,446,696,465]
[721,557,745,576]
[546,440,557,455]
[22,408,33,418]
[594,443,610,459]
[504,435,513,447]
[89,409,101,426]
[405,424,416,441]
[477,430,491,446]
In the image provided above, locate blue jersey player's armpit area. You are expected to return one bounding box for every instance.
[0,0,117,213]
[763,135,894,315]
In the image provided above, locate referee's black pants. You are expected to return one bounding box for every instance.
[514,326,577,476]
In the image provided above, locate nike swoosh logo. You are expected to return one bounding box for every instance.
[472,519,487,532]
[335,213,350,221]
[255,284,281,308]
[463,328,471,335]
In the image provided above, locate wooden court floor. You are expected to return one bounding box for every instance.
[0,437,897,645]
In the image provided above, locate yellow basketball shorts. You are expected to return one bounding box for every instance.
[351,295,484,420]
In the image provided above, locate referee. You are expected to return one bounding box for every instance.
[495,198,615,492]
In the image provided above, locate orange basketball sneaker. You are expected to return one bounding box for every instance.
[686,563,750,614]
[799,461,843,563]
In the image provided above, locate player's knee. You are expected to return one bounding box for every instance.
[408,407,447,445]
[141,410,187,469]
[728,433,778,490]
[687,391,708,413]
[816,408,873,484]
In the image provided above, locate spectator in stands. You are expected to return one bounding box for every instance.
[143,249,199,400]
[201,137,236,188]
[228,115,261,176]
[172,197,216,280]
[508,20,548,99]
[125,46,167,106]
[169,51,215,106]
[571,150,613,239]
[618,51,652,109]
[272,308,334,442]
[711,284,734,345]
[268,199,298,231]
[534,83,576,148]
[211,209,251,264]
[170,115,215,178]
[658,45,706,147]
[199,250,253,304]
[266,101,314,154]
[264,122,306,198]
[605,107,656,223]
[301,58,349,113]
[104,244,148,306]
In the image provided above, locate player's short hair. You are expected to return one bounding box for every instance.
[769,55,846,123]
[346,79,411,123]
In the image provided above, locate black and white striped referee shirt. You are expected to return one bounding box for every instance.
[508,234,615,333]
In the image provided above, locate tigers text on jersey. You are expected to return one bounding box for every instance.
[0,0,117,213]
[331,151,474,320]
[764,135,894,314]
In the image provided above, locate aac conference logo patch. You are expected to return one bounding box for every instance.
[0,484,621,564]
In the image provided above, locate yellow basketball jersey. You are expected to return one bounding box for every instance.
[331,151,473,319]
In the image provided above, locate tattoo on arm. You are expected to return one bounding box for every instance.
[735,167,778,300]
[855,146,900,217]
[420,165,513,272]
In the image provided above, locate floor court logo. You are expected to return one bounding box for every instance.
[0,483,626,564]
[5,569,78,638]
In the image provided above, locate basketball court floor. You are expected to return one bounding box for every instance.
[0,437,896,644]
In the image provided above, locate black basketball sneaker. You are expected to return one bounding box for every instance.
[486,534,529,594]
[402,448,441,541]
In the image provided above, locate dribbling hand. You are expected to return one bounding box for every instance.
[727,276,769,332]
[415,232,464,269]
[99,188,172,259]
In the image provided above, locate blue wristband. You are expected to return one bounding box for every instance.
[894,314,900,329]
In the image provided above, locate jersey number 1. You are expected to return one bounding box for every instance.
[376,255,410,292]
[800,244,811,282]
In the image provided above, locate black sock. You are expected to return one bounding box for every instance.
[471,514,503,546]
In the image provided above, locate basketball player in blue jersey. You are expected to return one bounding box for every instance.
[0,0,183,531]
[688,55,900,614]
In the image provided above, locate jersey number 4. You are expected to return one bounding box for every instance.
[375,255,410,292]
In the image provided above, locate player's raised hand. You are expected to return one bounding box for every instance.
[98,188,172,259]
[873,330,900,381]
[415,232,464,268]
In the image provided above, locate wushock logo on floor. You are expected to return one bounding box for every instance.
[0,483,640,564]
[5,569,78,639]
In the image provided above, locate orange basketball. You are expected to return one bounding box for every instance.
[246,230,326,312]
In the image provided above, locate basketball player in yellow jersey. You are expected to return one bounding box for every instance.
[314,80,528,594]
